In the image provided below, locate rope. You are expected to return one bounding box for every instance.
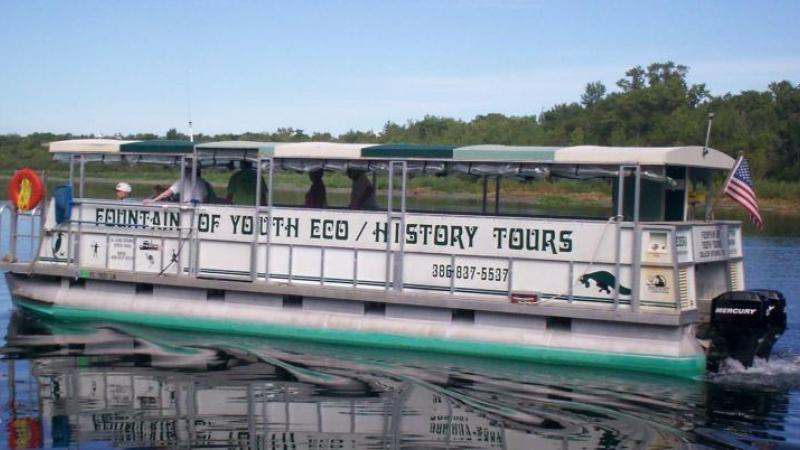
[158,228,193,276]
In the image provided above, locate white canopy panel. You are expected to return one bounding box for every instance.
[49,139,140,153]
[259,142,369,159]
[553,146,735,169]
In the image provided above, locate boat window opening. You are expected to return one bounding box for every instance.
[372,170,618,219]
[364,302,386,316]
[546,316,572,332]
[207,289,225,301]
[452,309,475,324]
[135,283,153,295]
[283,295,303,309]
[664,166,688,221]
[68,277,86,289]
[687,167,713,221]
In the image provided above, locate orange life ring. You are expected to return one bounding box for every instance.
[8,168,44,212]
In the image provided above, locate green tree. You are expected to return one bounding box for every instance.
[581,81,607,107]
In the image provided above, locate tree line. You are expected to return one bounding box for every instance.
[1,61,798,181]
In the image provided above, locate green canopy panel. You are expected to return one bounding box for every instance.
[454,145,559,161]
[119,140,194,154]
[361,144,455,159]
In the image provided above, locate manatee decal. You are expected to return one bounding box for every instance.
[578,271,631,295]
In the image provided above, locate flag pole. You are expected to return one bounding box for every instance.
[703,112,714,157]
[702,112,716,220]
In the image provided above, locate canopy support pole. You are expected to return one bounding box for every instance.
[259,157,275,282]
[74,154,86,274]
[68,155,75,191]
[614,166,625,308]
[494,176,501,215]
[481,176,488,214]
[251,155,262,282]
[704,171,714,221]
[631,165,642,312]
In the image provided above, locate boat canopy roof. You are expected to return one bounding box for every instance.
[49,139,141,153]
[48,139,735,170]
[119,140,194,153]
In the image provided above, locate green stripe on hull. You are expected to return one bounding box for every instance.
[14,298,705,379]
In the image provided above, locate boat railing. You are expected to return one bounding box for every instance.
[0,203,45,264]
[18,154,746,315]
[68,198,196,277]
[58,195,719,314]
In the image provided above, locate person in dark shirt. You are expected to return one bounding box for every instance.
[305,170,327,208]
[347,168,378,209]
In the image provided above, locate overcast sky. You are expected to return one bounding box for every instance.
[1,0,798,136]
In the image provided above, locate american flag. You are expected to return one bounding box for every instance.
[723,156,763,229]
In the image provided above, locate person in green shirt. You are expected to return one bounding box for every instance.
[226,160,267,206]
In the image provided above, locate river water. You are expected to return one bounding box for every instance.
[0,198,798,449]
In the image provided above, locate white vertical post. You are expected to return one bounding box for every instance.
[631,165,642,312]
[74,154,85,272]
[265,158,274,281]
[613,165,625,308]
[251,156,261,281]
[385,165,393,290]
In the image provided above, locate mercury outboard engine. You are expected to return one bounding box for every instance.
[705,289,787,371]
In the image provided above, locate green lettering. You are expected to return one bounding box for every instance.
[230,215,241,234]
[434,225,448,246]
[310,218,322,239]
[465,226,477,248]
[492,228,507,249]
[509,228,524,250]
[419,224,433,245]
[543,229,557,254]
[406,224,418,245]
[559,230,573,253]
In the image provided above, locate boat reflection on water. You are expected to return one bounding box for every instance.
[1,310,795,449]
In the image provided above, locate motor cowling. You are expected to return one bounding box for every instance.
[705,289,787,371]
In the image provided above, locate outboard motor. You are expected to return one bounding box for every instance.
[705,289,787,371]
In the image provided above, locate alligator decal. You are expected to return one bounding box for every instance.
[578,271,631,295]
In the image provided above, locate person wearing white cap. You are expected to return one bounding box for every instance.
[115,182,132,200]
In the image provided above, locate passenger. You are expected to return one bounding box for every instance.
[115,182,132,201]
[145,166,208,204]
[226,160,267,206]
[305,169,327,208]
[151,184,171,201]
[347,168,378,210]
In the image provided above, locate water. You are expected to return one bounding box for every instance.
[0,231,798,448]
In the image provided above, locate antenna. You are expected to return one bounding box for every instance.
[186,68,194,142]
[703,112,714,157]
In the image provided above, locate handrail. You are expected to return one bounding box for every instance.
[72,198,188,210]
[0,203,43,263]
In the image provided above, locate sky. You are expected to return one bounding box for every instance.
[1,0,798,136]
